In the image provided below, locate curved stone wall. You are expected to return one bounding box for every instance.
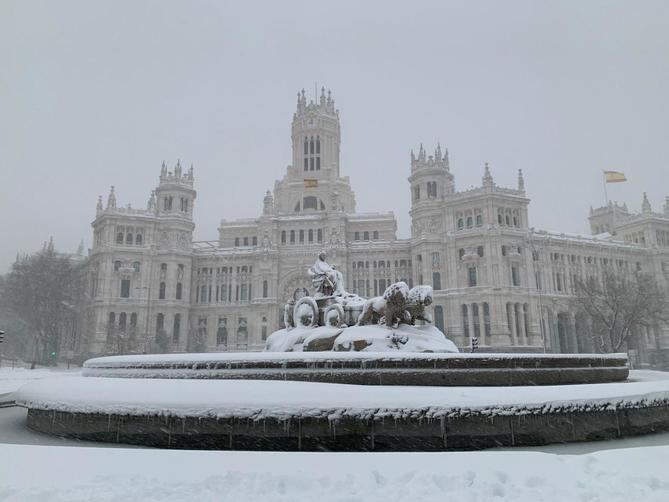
[83,352,629,386]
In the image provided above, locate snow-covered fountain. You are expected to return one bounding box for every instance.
[16,253,669,451]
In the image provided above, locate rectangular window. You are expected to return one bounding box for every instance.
[432,272,441,290]
[512,266,520,286]
[159,282,166,299]
[120,279,130,298]
[176,282,182,300]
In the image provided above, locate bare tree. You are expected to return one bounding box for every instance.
[573,269,668,353]
[1,241,85,366]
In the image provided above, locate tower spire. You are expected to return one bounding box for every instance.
[517,169,525,191]
[107,185,116,209]
[482,163,494,188]
[642,192,652,214]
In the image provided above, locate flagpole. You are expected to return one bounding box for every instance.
[603,171,609,206]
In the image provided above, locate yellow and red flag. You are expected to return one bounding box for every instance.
[603,171,627,183]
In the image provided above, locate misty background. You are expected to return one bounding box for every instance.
[1,0,667,271]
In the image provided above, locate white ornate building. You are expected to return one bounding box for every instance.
[83,88,669,367]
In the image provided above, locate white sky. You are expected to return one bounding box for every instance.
[1,0,668,272]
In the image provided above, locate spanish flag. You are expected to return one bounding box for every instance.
[603,171,627,183]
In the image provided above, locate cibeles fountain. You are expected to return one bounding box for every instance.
[266,251,458,354]
[16,253,669,451]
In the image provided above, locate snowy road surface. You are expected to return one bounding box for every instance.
[1,442,669,501]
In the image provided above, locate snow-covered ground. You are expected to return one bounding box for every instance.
[1,443,669,501]
[0,366,80,405]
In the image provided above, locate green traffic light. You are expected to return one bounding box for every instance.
[51,352,56,357]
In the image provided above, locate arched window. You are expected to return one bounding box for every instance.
[476,214,483,226]
[317,229,323,242]
[262,280,268,298]
[133,261,140,273]
[304,137,308,154]
[135,234,143,246]
[217,317,228,346]
[462,304,469,337]
[466,216,473,228]
[472,303,480,338]
[477,246,484,257]
[261,316,268,341]
[290,230,295,244]
[235,237,240,247]
[281,231,286,244]
[413,185,420,201]
[483,303,491,340]
[299,229,304,243]
[107,312,115,339]
[155,313,164,335]
[373,231,379,240]
[173,314,181,343]
[316,137,320,154]
[432,272,441,290]
[114,260,121,271]
[176,282,182,300]
[159,282,166,299]
[310,137,314,154]
[116,232,124,244]
[434,306,445,333]
[457,218,464,230]
[126,233,133,245]
[118,312,127,331]
[523,303,530,341]
[363,231,369,240]
[308,229,313,243]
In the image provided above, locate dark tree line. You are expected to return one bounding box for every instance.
[0,240,87,366]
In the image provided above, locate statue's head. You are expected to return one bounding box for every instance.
[318,251,327,261]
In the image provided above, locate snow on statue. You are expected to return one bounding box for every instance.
[308,251,346,297]
[266,252,458,353]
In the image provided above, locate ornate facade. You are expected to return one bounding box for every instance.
[84,88,669,367]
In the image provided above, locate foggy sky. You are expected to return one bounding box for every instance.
[1,0,668,272]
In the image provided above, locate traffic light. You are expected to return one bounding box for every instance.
[471,337,479,352]
[0,330,4,344]
[50,351,57,358]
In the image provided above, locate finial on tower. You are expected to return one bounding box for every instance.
[107,186,116,209]
[664,196,669,215]
[517,169,525,191]
[435,143,442,161]
[188,163,194,180]
[175,160,182,178]
[263,189,275,216]
[482,163,494,188]
[96,195,103,214]
[642,192,652,214]
[147,190,156,212]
